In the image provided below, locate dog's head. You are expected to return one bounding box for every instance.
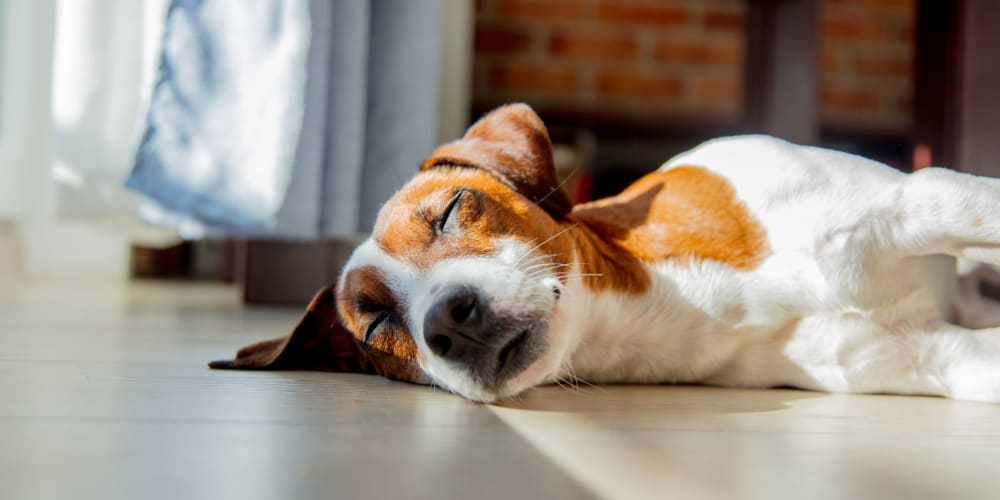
[212,104,586,402]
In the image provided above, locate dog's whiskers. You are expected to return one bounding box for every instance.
[555,359,600,396]
[521,262,571,274]
[522,261,595,280]
[515,224,579,267]
[514,252,559,274]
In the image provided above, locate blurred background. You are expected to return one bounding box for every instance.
[0,0,997,304]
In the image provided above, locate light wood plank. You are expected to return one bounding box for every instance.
[3,281,1000,500]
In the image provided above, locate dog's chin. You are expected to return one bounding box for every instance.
[469,336,572,403]
[425,324,565,403]
[453,362,554,403]
[469,305,572,402]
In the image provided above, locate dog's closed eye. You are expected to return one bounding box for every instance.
[435,189,465,236]
[356,296,395,344]
[364,312,389,344]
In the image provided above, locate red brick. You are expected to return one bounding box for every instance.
[695,78,742,105]
[822,18,891,40]
[820,87,883,113]
[596,70,684,99]
[654,41,741,66]
[475,26,533,53]
[597,1,686,26]
[496,0,586,21]
[820,49,839,72]
[485,63,579,93]
[855,56,911,78]
[704,10,744,31]
[550,32,638,59]
[899,25,915,42]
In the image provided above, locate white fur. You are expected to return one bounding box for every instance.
[555,135,1000,403]
[349,135,1000,403]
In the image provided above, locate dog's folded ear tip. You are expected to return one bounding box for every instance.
[235,345,261,358]
[206,286,385,375]
[208,358,260,370]
[207,357,277,370]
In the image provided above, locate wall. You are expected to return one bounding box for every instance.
[820,0,914,133]
[473,0,915,134]
[474,0,745,122]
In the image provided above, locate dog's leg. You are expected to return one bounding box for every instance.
[893,322,1000,403]
[891,167,1000,265]
[778,317,1000,403]
[930,324,1000,402]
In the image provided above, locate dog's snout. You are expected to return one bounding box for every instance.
[421,282,546,389]
[424,289,485,360]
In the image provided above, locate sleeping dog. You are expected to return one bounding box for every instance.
[213,103,1000,403]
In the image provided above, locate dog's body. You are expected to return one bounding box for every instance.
[555,136,965,395]
[214,104,1000,403]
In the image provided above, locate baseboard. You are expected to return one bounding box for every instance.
[237,238,364,306]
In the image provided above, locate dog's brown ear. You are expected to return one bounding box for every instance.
[421,103,572,217]
[208,287,377,374]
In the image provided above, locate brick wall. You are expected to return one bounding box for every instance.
[473,0,915,134]
[820,0,914,133]
[475,0,746,122]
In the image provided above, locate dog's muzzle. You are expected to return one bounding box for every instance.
[423,286,546,390]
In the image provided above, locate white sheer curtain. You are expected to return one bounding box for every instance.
[0,0,471,280]
[50,0,168,224]
[1,0,172,280]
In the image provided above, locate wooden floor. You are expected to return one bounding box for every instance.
[3,281,1000,500]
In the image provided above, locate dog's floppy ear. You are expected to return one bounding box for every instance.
[208,287,377,374]
[421,103,572,217]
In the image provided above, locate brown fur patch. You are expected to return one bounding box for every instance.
[375,168,568,270]
[336,266,421,382]
[559,223,653,293]
[572,165,769,273]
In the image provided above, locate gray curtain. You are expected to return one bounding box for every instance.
[278,0,443,239]
[127,0,444,239]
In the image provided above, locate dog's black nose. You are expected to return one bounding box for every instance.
[423,288,486,361]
